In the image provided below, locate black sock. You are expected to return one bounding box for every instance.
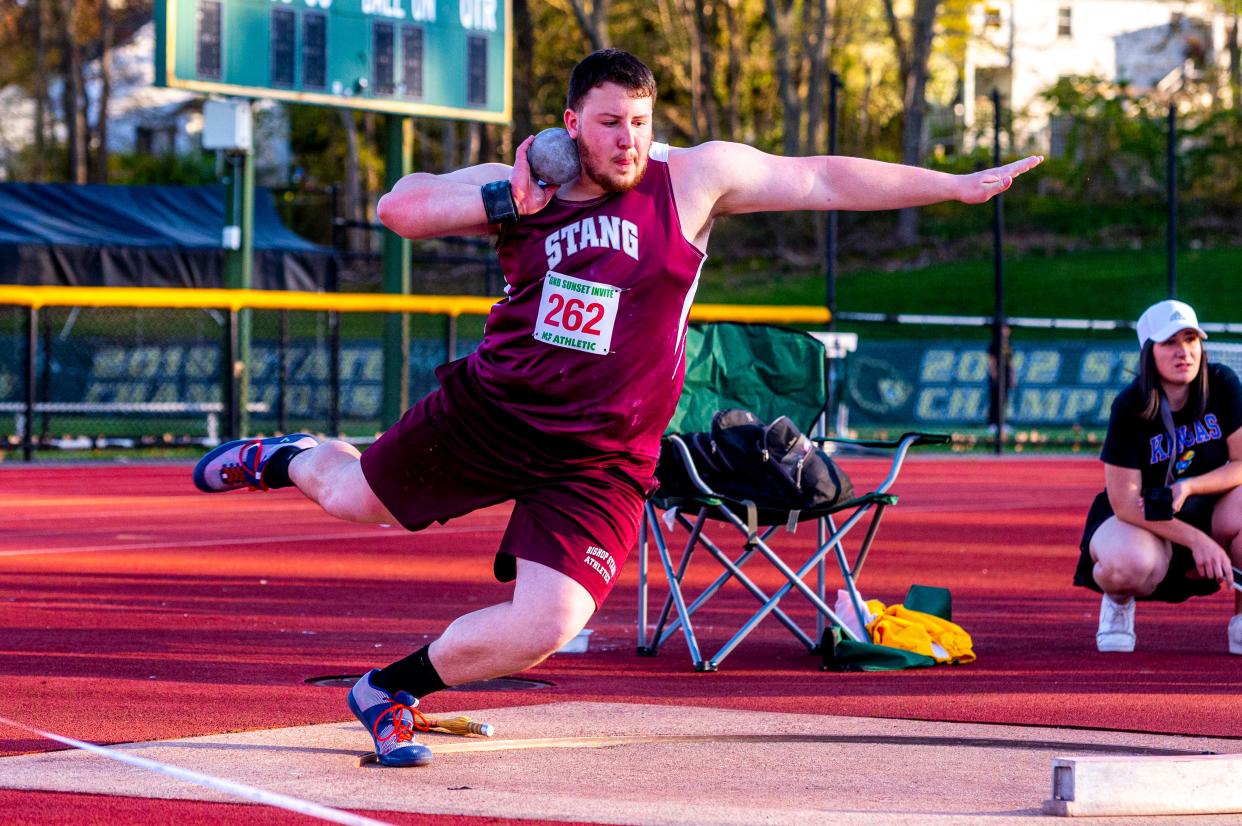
[260,446,305,489]
[372,645,448,699]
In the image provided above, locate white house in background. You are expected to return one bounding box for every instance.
[961,0,1235,154]
[0,21,290,184]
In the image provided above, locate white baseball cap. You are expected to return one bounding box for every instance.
[1136,299,1207,346]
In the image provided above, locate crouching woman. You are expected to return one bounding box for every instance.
[1076,300,1242,653]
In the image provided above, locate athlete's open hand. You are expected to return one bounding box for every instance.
[511,135,560,216]
[956,155,1043,205]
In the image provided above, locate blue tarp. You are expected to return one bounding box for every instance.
[0,183,334,290]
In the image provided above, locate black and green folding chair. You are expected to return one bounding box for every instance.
[636,322,948,671]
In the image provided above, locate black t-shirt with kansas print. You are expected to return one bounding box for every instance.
[1101,362,1242,487]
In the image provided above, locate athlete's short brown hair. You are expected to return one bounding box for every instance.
[567,50,657,112]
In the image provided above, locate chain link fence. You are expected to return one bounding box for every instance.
[0,293,487,459]
[7,289,1242,460]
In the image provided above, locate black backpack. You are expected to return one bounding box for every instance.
[656,409,854,536]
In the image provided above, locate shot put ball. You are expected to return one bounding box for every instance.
[527,128,580,185]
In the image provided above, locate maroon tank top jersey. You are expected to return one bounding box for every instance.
[458,144,705,460]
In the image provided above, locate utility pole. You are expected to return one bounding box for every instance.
[207,99,255,441]
[381,116,413,427]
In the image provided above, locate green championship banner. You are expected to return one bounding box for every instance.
[844,341,1143,427]
[0,337,478,423]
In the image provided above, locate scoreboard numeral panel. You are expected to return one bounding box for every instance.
[156,0,511,122]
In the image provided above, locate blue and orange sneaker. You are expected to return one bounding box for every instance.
[348,669,434,767]
[192,433,318,493]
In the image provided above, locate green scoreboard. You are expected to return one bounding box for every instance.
[155,0,511,123]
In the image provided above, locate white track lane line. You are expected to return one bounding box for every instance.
[0,715,393,826]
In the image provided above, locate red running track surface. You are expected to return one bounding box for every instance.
[2,457,1241,771]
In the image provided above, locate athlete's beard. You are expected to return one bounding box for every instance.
[577,138,648,194]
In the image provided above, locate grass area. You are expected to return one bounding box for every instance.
[697,245,1242,338]
[1,444,203,463]
[2,426,1106,461]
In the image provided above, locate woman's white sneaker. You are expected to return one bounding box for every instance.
[1096,595,1136,653]
[1228,615,1242,655]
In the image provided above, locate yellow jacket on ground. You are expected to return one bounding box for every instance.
[864,600,976,664]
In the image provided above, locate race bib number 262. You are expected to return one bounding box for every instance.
[533,271,620,356]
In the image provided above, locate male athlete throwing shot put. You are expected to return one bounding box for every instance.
[194,50,1041,766]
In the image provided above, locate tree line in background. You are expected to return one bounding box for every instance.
[0,0,1239,257]
[0,0,153,184]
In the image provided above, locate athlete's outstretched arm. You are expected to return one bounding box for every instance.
[377,136,558,239]
[683,141,1042,219]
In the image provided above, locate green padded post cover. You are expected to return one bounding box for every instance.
[905,584,952,621]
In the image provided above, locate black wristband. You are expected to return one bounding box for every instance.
[481,180,519,224]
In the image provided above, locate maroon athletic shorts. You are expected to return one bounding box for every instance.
[359,362,655,609]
